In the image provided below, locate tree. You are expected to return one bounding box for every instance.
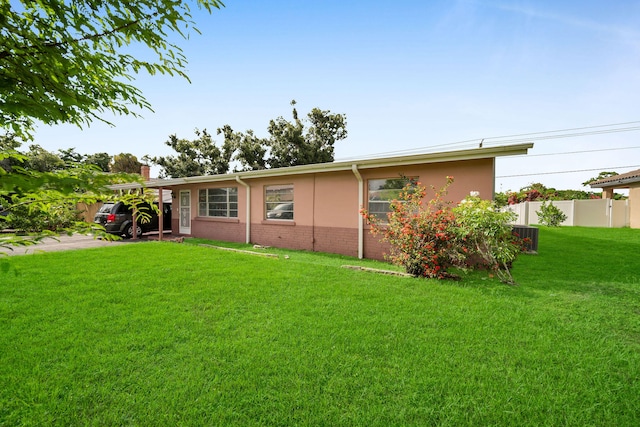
[58,147,84,164]
[0,133,21,172]
[582,171,619,186]
[148,101,348,176]
[495,182,605,206]
[217,125,268,172]
[266,100,347,168]
[110,153,143,174]
[1,0,223,255]
[25,144,64,172]
[1,0,225,140]
[1,151,146,246]
[145,129,232,178]
[84,152,112,173]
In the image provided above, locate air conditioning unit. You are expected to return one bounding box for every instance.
[512,225,539,253]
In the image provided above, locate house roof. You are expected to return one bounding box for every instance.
[589,168,640,188]
[136,143,534,188]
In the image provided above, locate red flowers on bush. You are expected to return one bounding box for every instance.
[362,176,524,284]
[362,177,464,279]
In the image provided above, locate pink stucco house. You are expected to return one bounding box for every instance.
[145,143,533,260]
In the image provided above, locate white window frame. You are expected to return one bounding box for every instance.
[265,184,294,220]
[367,177,416,221]
[198,187,238,218]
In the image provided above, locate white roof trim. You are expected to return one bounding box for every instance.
[143,143,534,187]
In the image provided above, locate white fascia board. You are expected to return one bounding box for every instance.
[144,143,534,188]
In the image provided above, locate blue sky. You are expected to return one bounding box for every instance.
[32,0,640,192]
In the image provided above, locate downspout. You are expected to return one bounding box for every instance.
[158,186,164,241]
[351,164,364,259]
[236,176,251,244]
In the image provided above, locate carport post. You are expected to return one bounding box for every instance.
[132,208,138,240]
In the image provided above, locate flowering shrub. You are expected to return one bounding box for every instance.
[453,196,522,284]
[362,176,526,284]
[361,177,465,279]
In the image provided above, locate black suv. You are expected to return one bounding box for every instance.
[94,201,172,238]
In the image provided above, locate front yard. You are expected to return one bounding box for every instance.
[1,227,639,425]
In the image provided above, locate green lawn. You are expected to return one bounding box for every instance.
[1,227,639,426]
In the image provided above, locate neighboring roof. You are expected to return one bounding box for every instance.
[589,169,640,188]
[141,143,534,188]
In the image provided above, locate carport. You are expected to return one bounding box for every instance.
[590,169,640,229]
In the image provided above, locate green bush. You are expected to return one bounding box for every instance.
[536,201,567,227]
[4,203,81,232]
[453,196,523,284]
[362,177,526,284]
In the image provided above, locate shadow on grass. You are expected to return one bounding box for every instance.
[513,227,640,298]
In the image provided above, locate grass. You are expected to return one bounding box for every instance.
[1,227,639,426]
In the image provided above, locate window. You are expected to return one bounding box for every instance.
[198,187,238,218]
[265,184,294,220]
[368,177,416,220]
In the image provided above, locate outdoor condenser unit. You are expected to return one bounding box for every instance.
[512,225,539,253]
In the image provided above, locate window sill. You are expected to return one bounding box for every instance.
[195,217,240,223]
[261,219,296,226]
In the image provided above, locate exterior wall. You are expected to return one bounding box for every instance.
[251,223,314,251]
[166,157,496,260]
[191,218,245,243]
[313,226,359,257]
[310,171,360,256]
[363,232,392,261]
[360,159,494,259]
[183,183,248,242]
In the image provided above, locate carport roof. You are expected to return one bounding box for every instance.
[590,169,640,188]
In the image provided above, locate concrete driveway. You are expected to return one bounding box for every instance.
[0,233,134,256]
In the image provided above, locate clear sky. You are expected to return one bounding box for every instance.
[31,0,640,193]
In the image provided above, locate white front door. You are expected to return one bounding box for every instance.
[179,190,191,235]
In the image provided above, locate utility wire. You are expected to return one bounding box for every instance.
[473,120,640,142]
[506,145,640,158]
[482,126,640,145]
[337,120,640,161]
[497,165,640,179]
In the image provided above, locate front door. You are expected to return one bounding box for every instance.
[179,190,191,235]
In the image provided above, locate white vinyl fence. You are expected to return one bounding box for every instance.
[504,198,630,228]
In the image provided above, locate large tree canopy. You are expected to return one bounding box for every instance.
[145,129,233,178]
[148,101,348,178]
[110,152,143,174]
[0,0,224,139]
[267,100,347,169]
